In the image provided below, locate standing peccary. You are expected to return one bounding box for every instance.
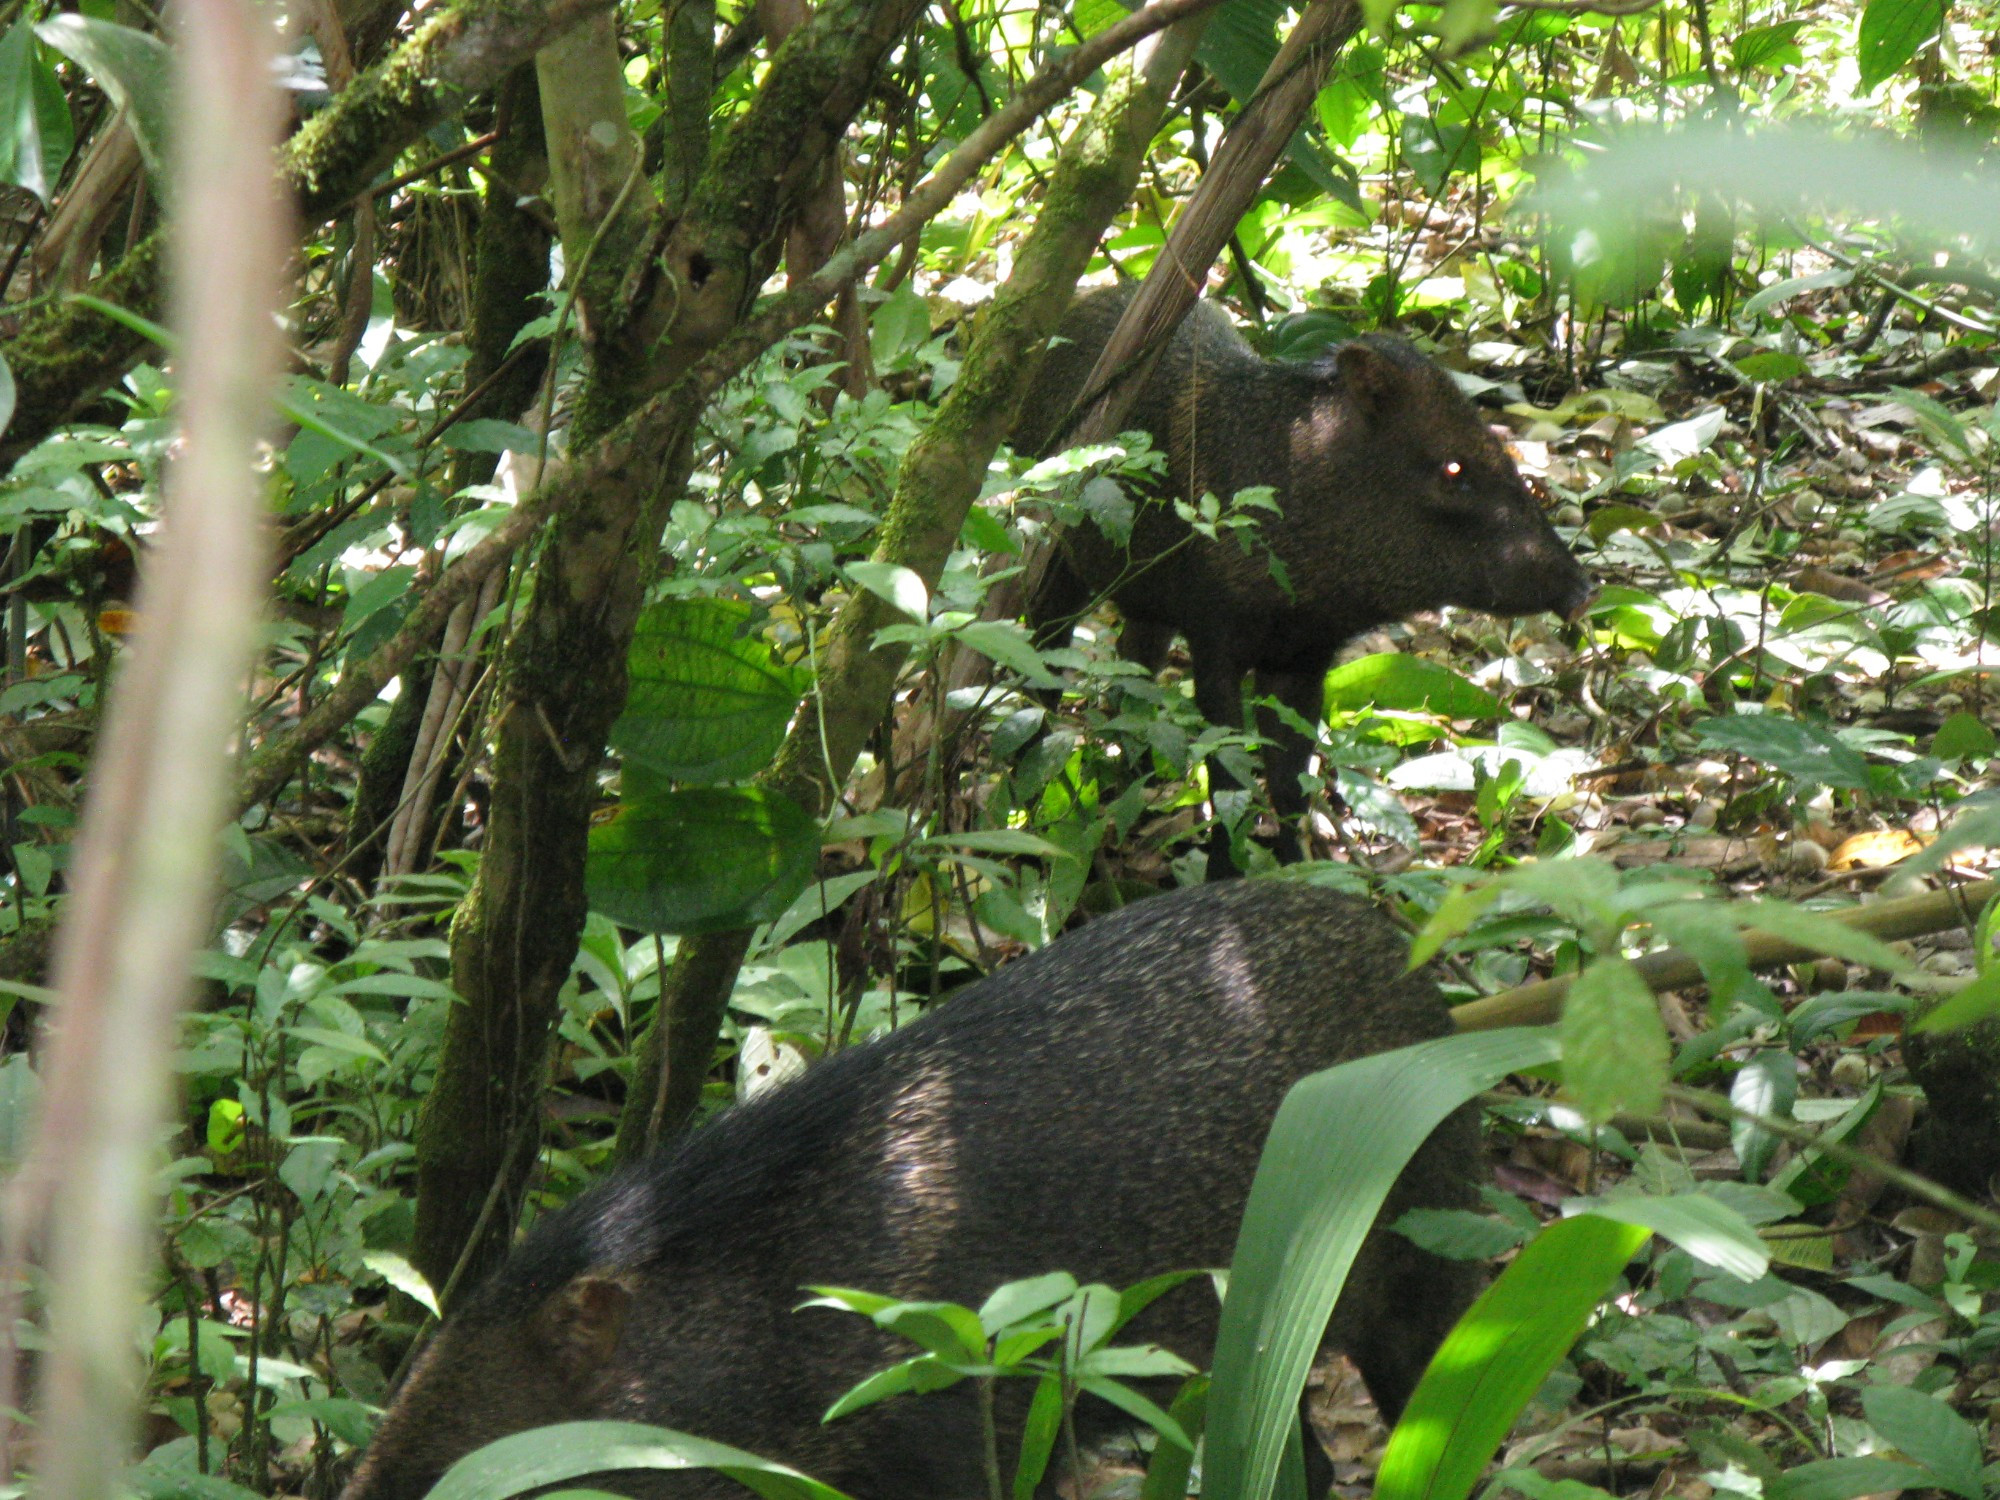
[340,881,1482,1500]
[1015,286,1596,872]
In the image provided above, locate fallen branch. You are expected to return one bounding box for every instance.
[1451,877,1996,1031]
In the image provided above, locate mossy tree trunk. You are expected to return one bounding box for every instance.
[409,0,930,1294]
[615,17,1212,1157]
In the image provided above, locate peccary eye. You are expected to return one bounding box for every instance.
[1442,460,1467,485]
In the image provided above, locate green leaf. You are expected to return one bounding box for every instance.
[1733,351,1809,383]
[1859,1385,1984,1499]
[873,1301,988,1362]
[1769,1457,1935,1500]
[1139,1378,1207,1500]
[1767,1082,1883,1207]
[1581,1192,1767,1281]
[1731,19,1806,72]
[979,1272,1077,1333]
[949,619,1060,688]
[1322,653,1499,720]
[821,1354,961,1421]
[426,1420,858,1500]
[35,16,169,173]
[612,599,810,783]
[1856,0,1941,93]
[1559,960,1667,1123]
[585,788,817,935]
[1408,882,1505,968]
[1374,1213,1651,1500]
[0,20,68,200]
[846,560,928,622]
[361,1250,440,1317]
[1693,715,1872,790]
[1930,712,1996,762]
[1729,1048,1796,1182]
[1910,969,2000,1035]
[1010,1373,1063,1500]
[1201,1028,1560,1500]
[1078,1374,1194,1451]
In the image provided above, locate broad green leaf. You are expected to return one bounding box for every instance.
[1888,384,1974,461]
[1693,715,1872,790]
[950,619,1060,688]
[1559,960,1667,1123]
[1580,1193,1767,1281]
[426,1421,856,1500]
[846,560,928,622]
[0,349,14,439]
[1731,19,1806,72]
[1910,969,2000,1034]
[978,1273,1077,1333]
[1856,0,1941,92]
[585,788,817,935]
[1011,1373,1063,1500]
[612,599,810,783]
[1407,882,1505,968]
[1322,654,1499,720]
[1767,1456,1934,1500]
[360,1251,439,1317]
[873,1301,987,1362]
[1930,712,1996,763]
[1139,1378,1207,1500]
[127,1466,268,1500]
[0,20,69,200]
[1619,408,1723,477]
[1078,1374,1193,1451]
[819,1354,959,1421]
[1860,1385,1984,1498]
[1741,267,1854,319]
[36,16,168,172]
[1733,351,1808,383]
[1768,1082,1883,1207]
[1374,1213,1651,1500]
[1728,1049,1796,1182]
[1202,1028,1560,1500]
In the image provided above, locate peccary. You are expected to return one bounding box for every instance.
[1015,286,1595,872]
[340,881,1482,1500]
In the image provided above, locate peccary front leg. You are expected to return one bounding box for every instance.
[1186,624,1252,879]
[1255,659,1335,864]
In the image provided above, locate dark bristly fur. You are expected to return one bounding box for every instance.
[340,881,1483,1500]
[1016,287,1595,874]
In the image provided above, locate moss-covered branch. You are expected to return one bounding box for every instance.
[616,17,1211,1155]
[2,0,612,462]
[411,0,933,1290]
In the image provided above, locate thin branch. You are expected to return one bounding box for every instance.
[695,0,1226,398]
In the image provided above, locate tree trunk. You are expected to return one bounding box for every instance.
[411,0,929,1294]
[616,15,1212,1157]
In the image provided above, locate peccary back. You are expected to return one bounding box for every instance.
[1017,287,1594,870]
[340,881,1482,1500]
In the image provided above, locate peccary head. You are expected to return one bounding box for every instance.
[1311,334,1594,628]
[339,1274,638,1500]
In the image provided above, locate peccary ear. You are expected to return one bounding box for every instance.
[1334,341,1401,416]
[537,1273,635,1376]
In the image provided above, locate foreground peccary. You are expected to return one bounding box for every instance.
[1015,286,1595,871]
[340,881,1481,1500]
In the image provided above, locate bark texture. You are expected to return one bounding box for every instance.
[615,19,1209,1156]
[412,0,930,1292]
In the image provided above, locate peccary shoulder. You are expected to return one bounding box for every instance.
[340,880,1482,1500]
[1017,286,1594,874]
